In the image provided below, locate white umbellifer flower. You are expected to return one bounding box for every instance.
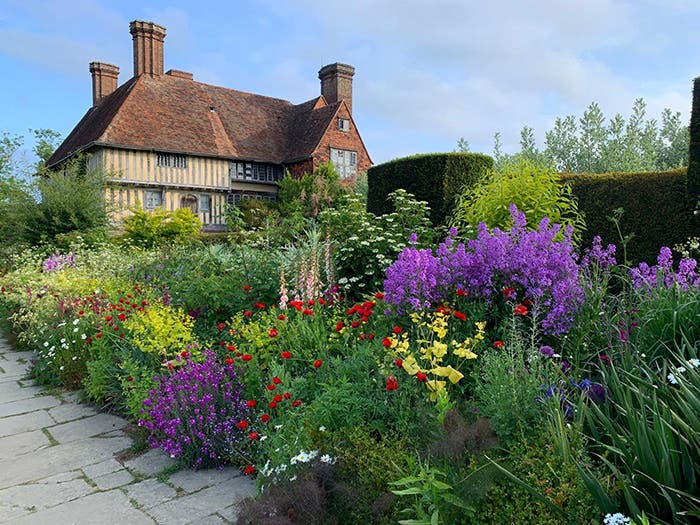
[73,319,80,325]
[60,338,66,343]
[43,342,49,347]
[81,334,87,340]
[603,513,631,525]
[72,356,77,361]
[318,426,326,432]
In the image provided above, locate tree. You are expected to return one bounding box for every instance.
[0,132,23,178]
[31,128,62,174]
[471,98,690,175]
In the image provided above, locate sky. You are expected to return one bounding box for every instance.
[2,0,700,165]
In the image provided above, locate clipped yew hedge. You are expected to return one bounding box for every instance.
[367,153,493,225]
[562,168,694,264]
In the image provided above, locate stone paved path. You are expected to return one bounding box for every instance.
[0,338,255,524]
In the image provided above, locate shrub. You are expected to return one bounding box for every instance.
[139,352,252,469]
[562,169,693,264]
[320,189,434,297]
[367,152,493,225]
[122,204,202,248]
[450,159,585,241]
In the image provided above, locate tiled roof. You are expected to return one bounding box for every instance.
[47,74,339,168]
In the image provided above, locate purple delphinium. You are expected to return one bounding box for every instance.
[630,247,700,291]
[139,351,250,469]
[384,205,584,334]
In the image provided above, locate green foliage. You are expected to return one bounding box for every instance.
[450,159,585,240]
[473,320,558,445]
[390,456,473,525]
[577,350,700,524]
[0,131,24,177]
[687,77,700,206]
[320,189,434,297]
[122,204,202,248]
[367,153,493,225]
[31,128,62,174]
[277,162,351,219]
[562,168,692,264]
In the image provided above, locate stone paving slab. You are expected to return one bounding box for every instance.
[0,428,51,459]
[168,466,243,493]
[0,395,61,418]
[7,489,156,525]
[0,409,55,438]
[0,476,94,510]
[47,412,128,443]
[124,479,179,510]
[0,383,43,404]
[47,402,99,424]
[123,447,178,476]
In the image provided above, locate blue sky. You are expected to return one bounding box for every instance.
[2,0,700,165]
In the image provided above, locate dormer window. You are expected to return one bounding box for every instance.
[338,118,350,132]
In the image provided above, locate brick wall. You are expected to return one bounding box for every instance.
[311,103,372,177]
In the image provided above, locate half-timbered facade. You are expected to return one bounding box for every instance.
[47,20,372,229]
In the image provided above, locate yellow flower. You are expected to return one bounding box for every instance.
[401,354,421,375]
[430,365,464,384]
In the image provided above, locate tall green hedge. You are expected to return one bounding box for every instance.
[367,153,493,224]
[561,168,692,264]
[687,77,700,206]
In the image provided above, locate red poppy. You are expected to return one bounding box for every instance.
[242,354,252,362]
[493,340,505,349]
[269,328,278,337]
[248,432,259,440]
[318,298,326,305]
[237,420,249,429]
[292,400,302,407]
[273,394,283,403]
[244,310,253,317]
[243,285,251,291]
[314,359,323,369]
[126,376,134,382]
[95,333,102,339]
[503,287,515,298]
[395,358,403,368]
[180,350,189,358]
[456,289,467,296]
[227,344,236,351]
[335,321,344,332]
[368,333,375,340]
[272,376,282,384]
[392,326,403,334]
[253,302,266,310]
[514,304,528,316]
[277,314,286,320]
[217,323,226,330]
[105,316,113,322]
[351,321,360,328]
[281,351,292,359]
[453,311,467,321]
[260,414,270,423]
[283,392,291,400]
[244,465,255,475]
[416,372,428,382]
[302,308,313,316]
[385,376,399,391]
[269,401,277,409]
[375,292,385,300]
[78,309,84,316]
[225,357,234,365]
[266,384,276,391]
[382,337,393,348]
[117,313,126,321]
[246,399,256,408]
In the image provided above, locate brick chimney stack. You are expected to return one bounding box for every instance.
[319,63,355,114]
[89,62,119,106]
[129,20,166,77]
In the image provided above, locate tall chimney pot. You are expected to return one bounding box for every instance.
[89,62,119,106]
[319,63,355,114]
[129,20,166,77]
